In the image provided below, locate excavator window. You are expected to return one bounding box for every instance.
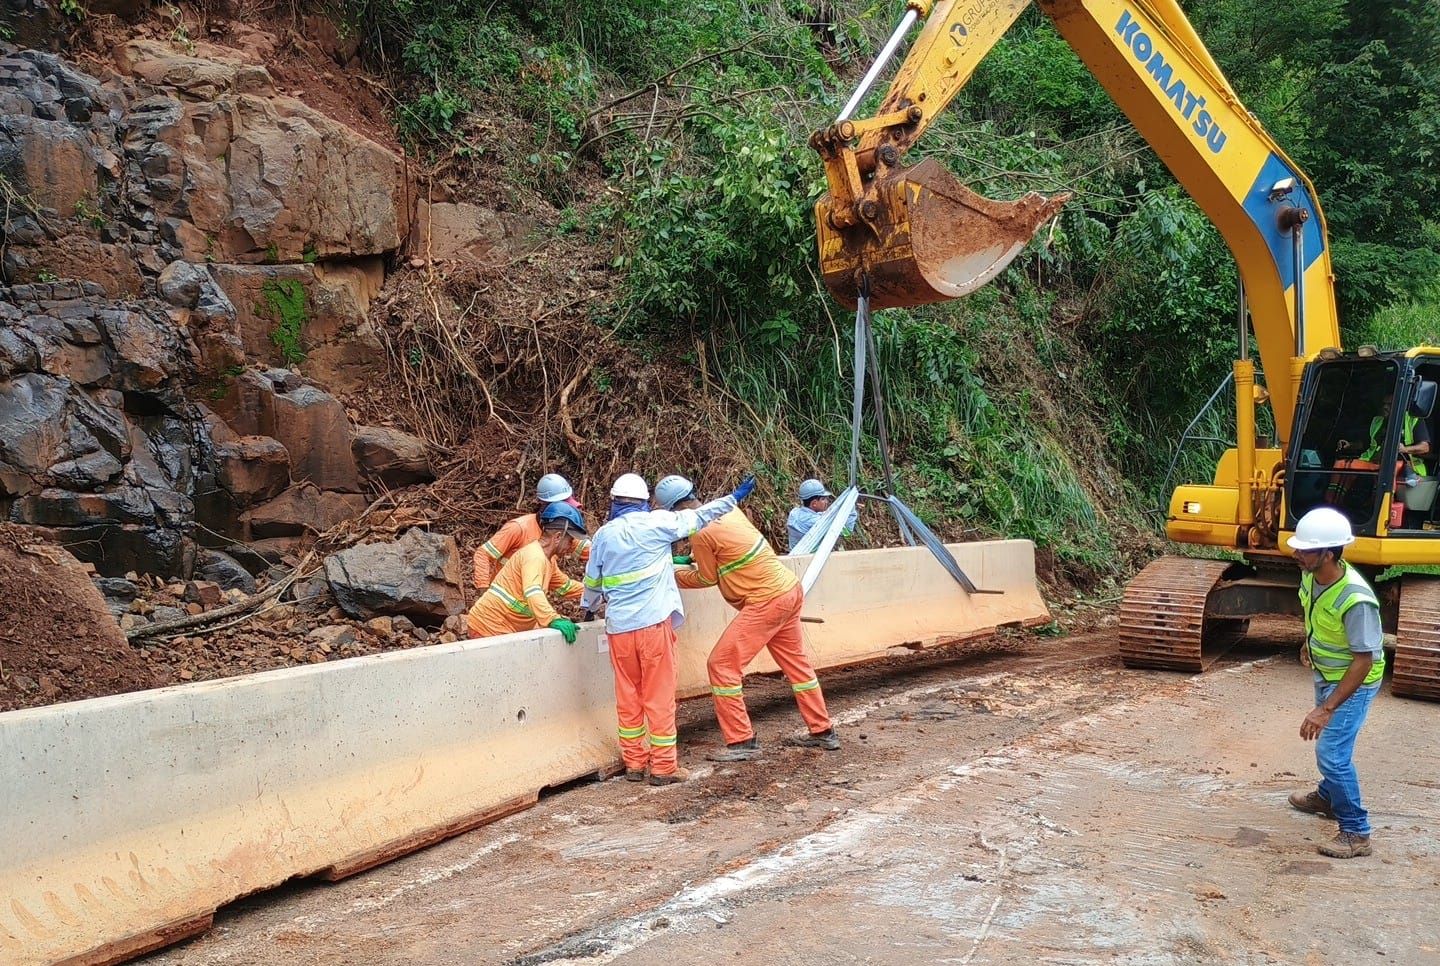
[1288,359,1400,534]
[1399,362,1440,532]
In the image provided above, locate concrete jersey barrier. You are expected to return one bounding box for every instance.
[0,539,1046,964]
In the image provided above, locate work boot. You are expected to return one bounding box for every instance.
[1288,789,1334,818]
[785,728,840,751]
[646,767,690,787]
[1318,831,1373,858]
[706,737,761,762]
[623,768,646,782]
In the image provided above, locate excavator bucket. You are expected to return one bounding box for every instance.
[816,157,1070,310]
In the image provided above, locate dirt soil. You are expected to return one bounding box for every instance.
[0,525,155,711]
[143,618,1440,965]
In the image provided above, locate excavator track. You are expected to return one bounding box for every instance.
[1118,557,1243,673]
[1392,576,1440,701]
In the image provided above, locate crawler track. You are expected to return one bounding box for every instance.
[1118,557,1240,672]
[1393,575,1440,701]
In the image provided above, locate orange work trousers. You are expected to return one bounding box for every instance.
[608,619,680,776]
[706,584,831,744]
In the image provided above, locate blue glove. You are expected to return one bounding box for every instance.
[732,474,757,503]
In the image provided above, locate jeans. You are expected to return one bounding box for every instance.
[1313,679,1380,836]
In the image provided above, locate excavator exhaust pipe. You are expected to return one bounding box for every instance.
[817,157,1070,310]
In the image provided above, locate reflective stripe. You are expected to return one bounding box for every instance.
[711,684,744,697]
[487,585,532,617]
[584,554,669,591]
[482,540,505,560]
[791,678,820,693]
[618,724,647,740]
[717,536,767,578]
[649,733,677,747]
[556,579,579,596]
[523,585,545,598]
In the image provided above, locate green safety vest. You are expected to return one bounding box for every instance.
[1299,562,1384,685]
[1361,413,1428,476]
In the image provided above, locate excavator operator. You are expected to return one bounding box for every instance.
[1327,393,1430,524]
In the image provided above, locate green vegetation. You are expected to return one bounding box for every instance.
[341,0,1440,577]
[259,279,309,366]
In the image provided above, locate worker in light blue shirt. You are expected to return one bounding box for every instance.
[582,471,756,786]
[786,478,857,553]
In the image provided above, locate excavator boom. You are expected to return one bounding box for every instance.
[812,0,1341,440]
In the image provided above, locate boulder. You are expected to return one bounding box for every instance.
[214,435,290,507]
[95,305,189,391]
[407,202,543,264]
[182,579,224,608]
[269,384,361,492]
[207,260,384,389]
[241,483,366,539]
[0,373,72,495]
[322,528,463,624]
[194,547,256,593]
[351,425,433,488]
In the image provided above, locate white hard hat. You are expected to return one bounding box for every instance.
[798,478,833,502]
[536,473,573,503]
[610,473,650,501]
[1287,506,1356,551]
[654,474,695,511]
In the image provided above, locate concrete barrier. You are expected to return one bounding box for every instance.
[0,540,1045,964]
[673,539,1048,696]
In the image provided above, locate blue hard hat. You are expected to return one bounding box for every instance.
[536,473,574,503]
[798,479,833,503]
[539,501,587,535]
[654,474,696,511]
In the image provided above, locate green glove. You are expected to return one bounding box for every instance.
[672,554,693,565]
[549,618,579,644]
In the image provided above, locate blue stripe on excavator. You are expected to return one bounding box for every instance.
[1242,152,1325,292]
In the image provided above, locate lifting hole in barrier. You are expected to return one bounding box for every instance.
[516,708,527,723]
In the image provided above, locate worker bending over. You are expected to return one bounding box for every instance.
[465,502,585,644]
[786,478,857,553]
[659,474,839,761]
[474,473,590,590]
[582,472,754,785]
[1286,507,1384,859]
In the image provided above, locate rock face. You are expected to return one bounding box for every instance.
[323,528,463,624]
[352,425,434,488]
[0,39,418,578]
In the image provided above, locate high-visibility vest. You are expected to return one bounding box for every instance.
[1361,412,1428,476]
[1299,563,1384,685]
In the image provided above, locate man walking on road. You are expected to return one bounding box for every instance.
[658,474,839,761]
[581,472,755,786]
[1286,506,1384,859]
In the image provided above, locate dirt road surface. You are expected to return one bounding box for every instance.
[145,621,1440,965]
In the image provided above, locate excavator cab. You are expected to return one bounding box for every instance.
[1287,354,1440,536]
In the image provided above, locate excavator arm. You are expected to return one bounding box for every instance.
[812,0,1342,441]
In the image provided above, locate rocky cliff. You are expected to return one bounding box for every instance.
[0,34,434,577]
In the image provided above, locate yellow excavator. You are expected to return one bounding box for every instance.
[811,0,1440,697]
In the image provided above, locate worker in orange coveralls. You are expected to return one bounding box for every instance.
[465,502,585,644]
[656,474,840,761]
[581,472,754,785]
[473,473,591,591]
